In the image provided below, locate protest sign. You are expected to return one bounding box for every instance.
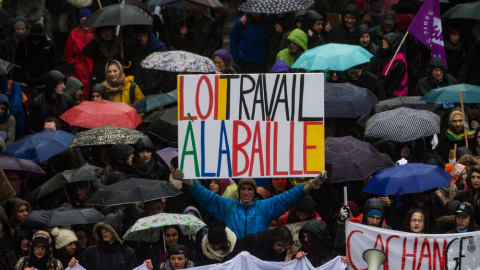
[346,221,480,270]
[178,73,325,179]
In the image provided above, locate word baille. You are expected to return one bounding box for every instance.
[178,73,325,179]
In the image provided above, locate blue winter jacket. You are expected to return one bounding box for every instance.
[188,180,308,238]
[229,15,269,63]
[0,75,25,135]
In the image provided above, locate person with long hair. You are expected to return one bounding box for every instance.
[297,220,336,267]
[454,165,480,225]
[101,59,144,105]
[403,209,428,233]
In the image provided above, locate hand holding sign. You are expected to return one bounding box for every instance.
[306,171,327,190]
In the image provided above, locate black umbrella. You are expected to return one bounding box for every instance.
[84,178,182,206]
[238,0,314,14]
[70,126,147,147]
[83,3,152,28]
[0,59,19,75]
[325,83,378,118]
[30,164,104,202]
[375,96,442,113]
[146,106,178,142]
[20,207,104,229]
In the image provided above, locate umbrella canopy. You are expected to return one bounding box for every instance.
[238,0,314,14]
[61,100,142,130]
[146,106,178,142]
[141,51,216,73]
[70,126,147,147]
[0,155,45,178]
[362,163,453,195]
[131,90,177,114]
[156,147,178,165]
[324,83,378,118]
[325,136,386,183]
[442,1,480,19]
[292,43,373,71]
[3,130,74,163]
[123,213,206,243]
[152,0,223,9]
[0,59,19,75]
[83,3,152,28]
[20,207,104,230]
[419,84,480,103]
[375,96,442,112]
[84,178,182,206]
[30,164,104,202]
[365,107,441,142]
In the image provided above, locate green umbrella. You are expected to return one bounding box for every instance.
[419,84,480,103]
[123,213,206,243]
[442,2,480,20]
[131,90,177,114]
[291,43,373,71]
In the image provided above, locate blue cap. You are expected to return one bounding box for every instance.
[366,209,383,219]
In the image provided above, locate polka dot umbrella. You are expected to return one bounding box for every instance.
[238,0,314,14]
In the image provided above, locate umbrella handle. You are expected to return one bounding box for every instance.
[97,0,102,8]
[123,61,132,69]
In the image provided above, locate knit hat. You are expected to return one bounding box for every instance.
[79,8,92,20]
[294,195,316,213]
[14,20,26,29]
[366,209,383,219]
[51,227,78,250]
[237,178,257,194]
[32,230,52,248]
[29,23,46,37]
[207,221,227,245]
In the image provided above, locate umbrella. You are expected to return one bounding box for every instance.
[0,155,45,178]
[84,178,182,206]
[419,84,480,103]
[375,96,442,112]
[146,106,178,142]
[365,107,441,142]
[0,59,19,75]
[442,2,480,20]
[141,51,216,73]
[82,3,152,28]
[238,0,314,14]
[324,83,378,118]
[152,0,223,9]
[70,126,147,147]
[20,207,104,229]
[156,147,178,165]
[362,163,453,195]
[61,100,142,130]
[123,213,206,243]
[3,130,74,163]
[30,164,104,202]
[292,43,373,71]
[325,136,386,183]
[131,90,177,114]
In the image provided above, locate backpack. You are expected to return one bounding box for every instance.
[129,82,136,104]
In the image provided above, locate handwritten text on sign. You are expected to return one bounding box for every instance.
[346,221,480,270]
[178,73,325,178]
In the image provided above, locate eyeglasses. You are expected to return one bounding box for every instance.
[411,219,424,223]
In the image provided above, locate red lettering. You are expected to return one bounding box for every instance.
[273,122,288,175]
[433,239,446,270]
[214,76,218,120]
[249,122,264,176]
[195,75,213,120]
[232,121,251,177]
[289,122,301,175]
[303,122,323,174]
[401,237,418,270]
[266,121,271,176]
[417,238,431,270]
[384,235,400,270]
[179,76,194,120]
[374,234,385,251]
[346,230,364,270]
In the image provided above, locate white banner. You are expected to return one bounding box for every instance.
[189,251,346,270]
[346,221,480,270]
[178,73,325,179]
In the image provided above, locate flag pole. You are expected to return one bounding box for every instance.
[460,91,468,147]
[384,31,409,76]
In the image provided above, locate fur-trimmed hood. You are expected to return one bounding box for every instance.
[93,213,123,244]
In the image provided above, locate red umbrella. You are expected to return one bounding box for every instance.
[60,100,142,130]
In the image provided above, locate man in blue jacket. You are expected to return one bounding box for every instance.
[175,170,326,238]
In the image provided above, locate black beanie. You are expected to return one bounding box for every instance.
[295,195,316,213]
[207,221,227,245]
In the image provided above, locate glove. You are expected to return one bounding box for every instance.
[308,171,327,190]
[174,169,184,180]
[339,206,351,221]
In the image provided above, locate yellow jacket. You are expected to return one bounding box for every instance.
[112,75,145,105]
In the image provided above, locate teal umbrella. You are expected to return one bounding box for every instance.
[131,90,177,114]
[291,43,373,71]
[419,84,480,103]
[442,2,480,20]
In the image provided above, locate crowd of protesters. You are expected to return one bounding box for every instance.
[0,0,480,269]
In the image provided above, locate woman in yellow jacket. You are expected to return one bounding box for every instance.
[101,59,145,105]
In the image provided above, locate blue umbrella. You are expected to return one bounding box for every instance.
[3,130,75,163]
[292,43,373,71]
[419,84,480,103]
[362,163,453,195]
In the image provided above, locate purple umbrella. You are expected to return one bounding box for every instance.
[325,136,386,183]
[156,147,178,166]
[0,155,45,178]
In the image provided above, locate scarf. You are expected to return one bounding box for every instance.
[134,159,156,179]
[101,60,126,95]
[169,173,183,190]
[445,39,463,52]
[446,129,475,141]
[201,227,237,261]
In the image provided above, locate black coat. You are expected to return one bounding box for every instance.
[345,70,386,101]
[327,4,359,45]
[226,230,286,262]
[172,15,222,57]
[80,242,137,270]
[414,57,458,96]
[458,36,480,85]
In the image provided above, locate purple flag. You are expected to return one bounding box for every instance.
[407,0,447,66]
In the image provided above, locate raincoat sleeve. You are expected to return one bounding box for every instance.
[258,184,308,221]
[65,32,76,65]
[134,84,145,103]
[188,180,234,221]
[229,19,242,62]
